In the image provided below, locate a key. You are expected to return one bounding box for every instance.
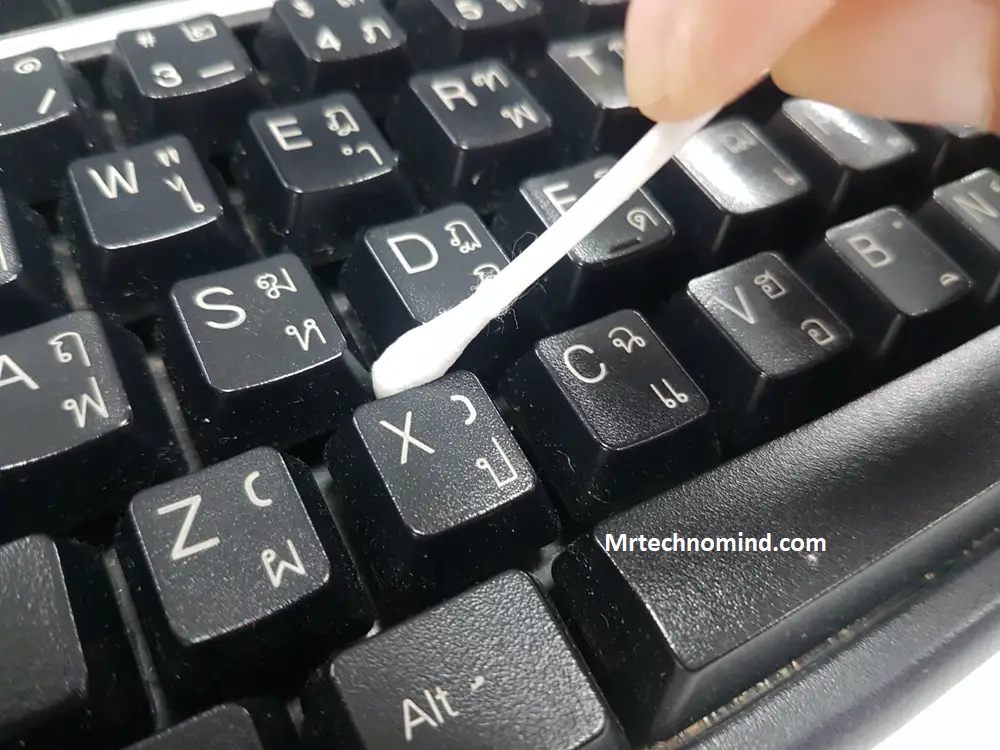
[531,31,649,157]
[667,252,854,447]
[123,703,299,750]
[326,371,558,618]
[254,0,409,116]
[61,136,251,323]
[117,446,373,707]
[0,48,107,203]
[905,124,1000,185]
[300,571,625,750]
[0,535,150,748]
[233,93,414,263]
[800,207,974,365]
[542,0,627,33]
[393,0,545,69]
[501,310,717,525]
[552,323,1000,743]
[492,156,679,328]
[386,59,554,210]
[158,254,366,462]
[918,169,1000,311]
[0,190,69,334]
[767,99,922,220]
[342,205,542,376]
[104,15,266,155]
[649,118,812,260]
[0,312,182,541]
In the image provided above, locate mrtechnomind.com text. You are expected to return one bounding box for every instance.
[603,532,827,553]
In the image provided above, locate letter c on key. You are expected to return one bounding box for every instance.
[562,344,608,384]
[244,471,272,507]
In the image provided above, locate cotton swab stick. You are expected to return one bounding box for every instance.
[370,109,721,399]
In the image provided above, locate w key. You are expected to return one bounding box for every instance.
[158,254,366,462]
[0,312,182,540]
[62,136,250,322]
[117,446,373,707]
[326,370,559,619]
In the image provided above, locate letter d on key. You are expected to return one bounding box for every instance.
[388,233,439,275]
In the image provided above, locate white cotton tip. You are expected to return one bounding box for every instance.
[370,108,722,400]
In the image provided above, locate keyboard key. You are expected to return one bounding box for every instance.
[501,310,717,524]
[767,99,921,220]
[532,31,649,156]
[233,93,414,262]
[649,118,812,261]
[104,15,266,155]
[326,371,558,617]
[386,60,554,210]
[254,0,409,115]
[0,312,182,540]
[667,253,854,445]
[492,156,678,327]
[0,191,69,334]
[0,535,150,748]
[301,571,625,750]
[158,254,366,462]
[393,0,545,69]
[906,124,1000,185]
[124,703,298,750]
[918,169,1000,310]
[61,136,251,322]
[0,48,107,203]
[800,207,974,364]
[117,447,373,706]
[542,0,627,34]
[552,324,1000,742]
[342,205,541,376]
[0,3,59,34]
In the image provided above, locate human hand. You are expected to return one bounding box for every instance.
[624,0,999,129]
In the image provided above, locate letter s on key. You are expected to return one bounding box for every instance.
[194,286,247,330]
[563,344,608,384]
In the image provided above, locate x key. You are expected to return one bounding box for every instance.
[378,411,436,465]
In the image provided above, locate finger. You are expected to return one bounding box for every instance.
[624,0,837,122]
[772,0,1000,128]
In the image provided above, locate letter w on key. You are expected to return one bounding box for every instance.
[87,160,139,199]
[379,411,435,465]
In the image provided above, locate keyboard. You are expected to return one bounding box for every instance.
[4,1,1000,749]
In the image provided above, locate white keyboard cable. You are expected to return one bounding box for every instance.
[370,108,721,399]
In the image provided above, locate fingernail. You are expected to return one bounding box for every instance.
[624,0,697,112]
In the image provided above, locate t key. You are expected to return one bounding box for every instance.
[233,93,414,262]
[104,15,266,155]
[0,312,182,541]
[117,447,373,707]
[801,207,974,366]
[0,535,151,749]
[254,0,409,115]
[61,136,251,323]
[0,48,107,203]
[650,118,812,260]
[533,32,649,156]
[492,157,678,328]
[386,59,554,210]
[301,571,626,750]
[0,190,69,335]
[341,205,541,376]
[668,252,854,447]
[158,254,366,462]
[326,371,558,618]
[502,310,716,525]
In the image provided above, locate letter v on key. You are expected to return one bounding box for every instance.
[379,411,435,465]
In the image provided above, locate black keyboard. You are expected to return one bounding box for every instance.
[4,2,1000,749]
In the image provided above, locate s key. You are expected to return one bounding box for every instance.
[326,371,558,618]
[301,571,627,750]
[0,312,182,541]
[117,447,373,708]
[502,310,717,525]
[158,254,366,462]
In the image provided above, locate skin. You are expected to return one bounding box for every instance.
[624,0,1000,130]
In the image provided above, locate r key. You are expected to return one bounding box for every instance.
[158,254,366,462]
[117,447,373,707]
[326,371,558,618]
[501,310,717,524]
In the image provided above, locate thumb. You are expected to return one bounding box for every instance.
[772,0,1000,129]
[624,0,837,122]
